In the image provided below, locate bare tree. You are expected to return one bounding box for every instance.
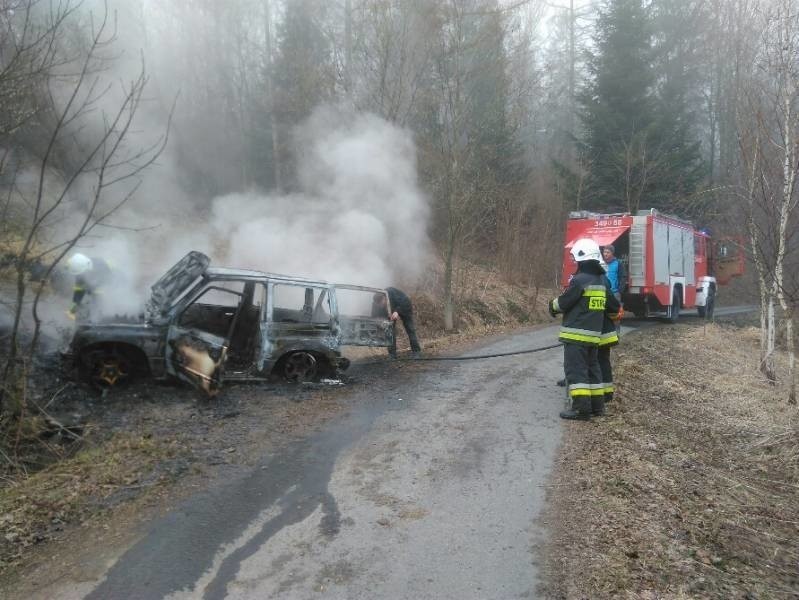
[351,0,439,125]
[0,1,170,422]
[736,0,799,403]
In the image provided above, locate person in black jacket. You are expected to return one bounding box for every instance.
[549,239,620,420]
[372,287,422,358]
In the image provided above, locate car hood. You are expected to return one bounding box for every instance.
[145,251,210,322]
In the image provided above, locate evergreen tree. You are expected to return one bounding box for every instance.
[272,0,337,189]
[649,0,706,213]
[577,0,703,213]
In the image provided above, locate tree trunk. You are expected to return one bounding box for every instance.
[775,27,797,399]
[264,0,282,192]
[0,263,29,416]
[344,0,353,98]
[785,308,796,404]
[763,293,776,383]
[443,222,456,332]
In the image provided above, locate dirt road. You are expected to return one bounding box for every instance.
[19,324,568,600]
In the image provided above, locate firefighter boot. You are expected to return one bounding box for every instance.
[559,396,591,421]
[591,394,606,417]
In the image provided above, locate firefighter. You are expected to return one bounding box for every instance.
[549,238,620,420]
[372,287,422,358]
[65,253,112,320]
[598,261,623,409]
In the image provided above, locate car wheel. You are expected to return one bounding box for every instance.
[281,351,318,382]
[82,348,133,389]
[669,289,681,323]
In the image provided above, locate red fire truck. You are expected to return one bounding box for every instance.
[561,209,744,321]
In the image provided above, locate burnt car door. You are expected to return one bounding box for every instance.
[262,281,339,380]
[333,285,394,347]
[165,280,250,394]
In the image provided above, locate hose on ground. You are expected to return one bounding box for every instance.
[354,342,563,366]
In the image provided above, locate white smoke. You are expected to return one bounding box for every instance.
[207,106,430,287]
[2,2,432,338]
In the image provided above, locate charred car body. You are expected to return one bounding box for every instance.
[63,252,394,393]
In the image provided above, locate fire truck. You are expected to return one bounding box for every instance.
[561,209,744,321]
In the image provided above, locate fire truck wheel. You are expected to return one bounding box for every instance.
[668,290,681,323]
[699,287,716,319]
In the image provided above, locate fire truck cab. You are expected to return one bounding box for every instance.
[561,209,744,321]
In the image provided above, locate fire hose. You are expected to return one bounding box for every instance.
[356,342,564,366]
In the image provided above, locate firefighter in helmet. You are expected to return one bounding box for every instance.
[549,238,621,420]
[65,252,112,320]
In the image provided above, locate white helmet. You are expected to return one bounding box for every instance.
[570,238,602,263]
[66,253,92,275]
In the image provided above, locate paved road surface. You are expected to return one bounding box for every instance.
[43,324,571,599]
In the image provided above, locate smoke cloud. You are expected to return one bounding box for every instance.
[0,0,430,350]
[1,1,432,341]
[208,106,429,287]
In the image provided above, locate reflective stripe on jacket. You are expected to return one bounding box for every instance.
[553,271,620,347]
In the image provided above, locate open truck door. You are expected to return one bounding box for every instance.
[713,238,746,285]
[333,285,394,347]
[165,281,248,395]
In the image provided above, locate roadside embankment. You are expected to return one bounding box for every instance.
[542,319,799,599]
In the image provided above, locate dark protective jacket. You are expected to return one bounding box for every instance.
[551,263,620,346]
[386,287,413,317]
[72,257,112,305]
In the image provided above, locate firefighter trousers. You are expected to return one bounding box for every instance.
[563,343,602,401]
[598,346,614,397]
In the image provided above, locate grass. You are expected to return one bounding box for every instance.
[0,433,186,571]
[541,321,799,599]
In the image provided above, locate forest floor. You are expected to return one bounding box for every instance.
[540,315,799,599]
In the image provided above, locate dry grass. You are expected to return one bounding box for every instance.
[0,433,186,570]
[346,259,554,360]
[541,322,799,599]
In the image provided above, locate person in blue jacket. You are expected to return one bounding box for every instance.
[602,244,624,302]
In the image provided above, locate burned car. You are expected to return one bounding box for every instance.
[63,251,394,393]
